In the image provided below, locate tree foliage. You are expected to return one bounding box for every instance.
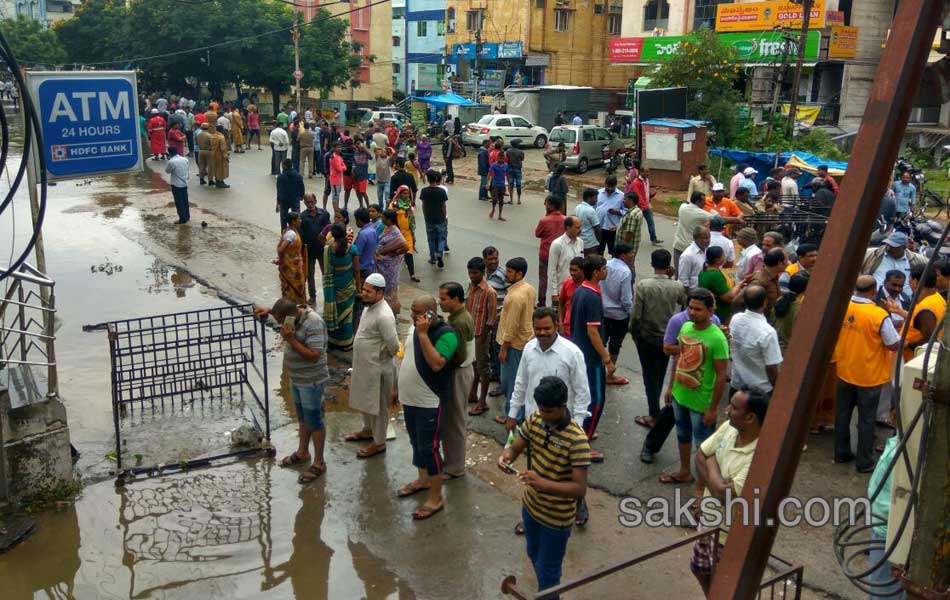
[649,29,744,146]
[2,15,68,66]
[54,0,363,105]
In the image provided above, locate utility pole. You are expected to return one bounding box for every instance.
[764,30,792,146]
[292,13,301,110]
[785,0,814,139]
[902,312,950,599]
[473,28,481,103]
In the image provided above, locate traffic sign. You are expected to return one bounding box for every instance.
[26,71,142,181]
[293,70,304,80]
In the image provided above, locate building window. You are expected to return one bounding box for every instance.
[437,19,445,35]
[594,3,605,14]
[417,20,427,36]
[393,63,401,74]
[554,9,570,31]
[536,0,546,7]
[466,9,484,32]
[608,13,622,34]
[643,0,669,31]
[352,5,369,30]
[393,36,400,47]
[393,7,405,19]
[447,7,455,33]
[693,0,727,30]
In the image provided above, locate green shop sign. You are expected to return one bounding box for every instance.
[610,30,820,64]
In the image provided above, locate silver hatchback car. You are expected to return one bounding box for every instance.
[549,125,622,173]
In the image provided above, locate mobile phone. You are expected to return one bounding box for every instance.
[426,310,436,320]
[500,462,519,475]
[285,315,296,329]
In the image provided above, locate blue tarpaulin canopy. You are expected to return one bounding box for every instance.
[410,93,477,107]
[709,148,849,191]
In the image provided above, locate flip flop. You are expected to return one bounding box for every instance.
[590,450,605,463]
[658,472,695,484]
[357,445,386,459]
[344,432,374,442]
[514,522,525,535]
[397,483,430,498]
[281,452,309,467]
[635,416,654,429]
[494,415,507,425]
[298,463,326,483]
[469,405,489,416]
[607,377,631,386]
[412,504,444,521]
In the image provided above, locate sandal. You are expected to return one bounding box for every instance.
[635,416,654,429]
[468,404,489,416]
[514,522,525,536]
[659,472,695,484]
[281,451,309,467]
[607,376,630,386]
[357,444,386,459]
[494,415,507,425]
[397,482,430,498]
[410,276,421,283]
[298,463,326,483]
[344,431,374,442]
[575,499,590,526]
[590,450,605,463]
[412,503,444,520]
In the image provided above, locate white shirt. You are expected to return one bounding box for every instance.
[710,231,735,264]
[282,229,298,244]
[397,326,440,409]
[729,310,782,392]
[678,242,706,288]
[270,126,290,151]
[547,233,585,300]
[736,245,762,279]
[217,115,231,131]
[674,202,712,252]
[508,335,591,425]
[164,154,189,188]
[572,115,583,125]
[781,176,799,199]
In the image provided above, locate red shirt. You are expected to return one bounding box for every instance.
[559,277,580,333]
[194,112,207,126]
[823,174,839,198]
[630,177,650,211]
[535,211,566,260]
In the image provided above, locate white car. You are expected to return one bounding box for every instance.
[462,114,549,148]
[360,109,407,126]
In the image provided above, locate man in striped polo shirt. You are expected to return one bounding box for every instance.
[499,376,591,598]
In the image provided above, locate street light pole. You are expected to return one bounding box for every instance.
[785,0,814,139]
[292,13,301,110]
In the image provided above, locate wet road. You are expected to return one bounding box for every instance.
[0,145,860,598]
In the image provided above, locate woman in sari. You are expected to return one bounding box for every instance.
[167,122,186,157]
[323,223,360,350]
[375,209,409,312]
[230,109,245,153]
[388,185,420,283]
[275,212,307,304]
[416,135,432,172]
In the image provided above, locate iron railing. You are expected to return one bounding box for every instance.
[501,528,803,600]
[0,262,57,400]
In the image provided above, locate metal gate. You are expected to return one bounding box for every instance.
[107,304,273,484]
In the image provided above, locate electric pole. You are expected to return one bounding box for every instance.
[292,13,301,110]
[764,30,792,145]
[473,28,481,103]
[785,0,814,138]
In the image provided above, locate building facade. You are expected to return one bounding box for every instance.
[392,0,406,93]
[0,0,47,22]
[405,0,448,96]
[45,0,79,23]
[445,0,637,94]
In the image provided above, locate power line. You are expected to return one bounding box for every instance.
[68,0,392,67]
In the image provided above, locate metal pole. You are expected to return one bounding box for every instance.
[904,312,950,597]
[785,0,813,139]
[473,28,481,103]
[764,31,791,145]
[708,1,942,597]
[293,15,301,111]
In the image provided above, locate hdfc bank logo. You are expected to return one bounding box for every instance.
[51,145,68,161]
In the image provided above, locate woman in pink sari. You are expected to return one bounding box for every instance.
[167,122,186,157]
[375,208,409,312]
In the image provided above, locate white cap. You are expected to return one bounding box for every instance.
[711,182,725,191]
[743,167,758,175]
[365,273,386,288]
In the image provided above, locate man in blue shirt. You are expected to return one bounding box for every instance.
[595,176,626,256]
[477,139,491,201]
[601,245,634,385]
[575,188,602,255]
[892,171,916,218]
[353,207,379,334]
[738,167,759,199]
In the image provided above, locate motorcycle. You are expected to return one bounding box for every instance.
[869,211,946,252]
[602,144,638,174]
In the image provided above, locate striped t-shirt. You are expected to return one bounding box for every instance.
[519,414,591,528]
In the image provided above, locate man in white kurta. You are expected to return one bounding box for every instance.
[346,274,400,458]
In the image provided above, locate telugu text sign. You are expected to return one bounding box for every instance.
[828,25,858,59]
[28,71,142,181]
[715,0,825,33]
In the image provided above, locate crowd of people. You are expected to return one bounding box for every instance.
[148,96,926,597]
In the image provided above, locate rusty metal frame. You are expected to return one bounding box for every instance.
[709,1,945,597]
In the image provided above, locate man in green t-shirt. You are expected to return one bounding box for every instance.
[439,282,475,478]
[660,288,729,490]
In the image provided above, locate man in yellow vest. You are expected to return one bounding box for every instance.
[832,275,900,473]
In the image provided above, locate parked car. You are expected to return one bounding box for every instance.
[549,125,623,173]
[360,109,407,126]
[462,114,549,148]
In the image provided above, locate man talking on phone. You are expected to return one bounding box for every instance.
[394,294,458,521]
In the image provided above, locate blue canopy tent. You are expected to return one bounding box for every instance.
[708,148,849,195]
[410,93,477,107]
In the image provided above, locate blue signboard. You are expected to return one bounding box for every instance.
[498,42,523,59]
[27,71,142,180]
[453,42,509,60]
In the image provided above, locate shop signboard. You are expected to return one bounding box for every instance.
[828,25,858,59]
[415,64,440,91]
[498,42,523,59]
[825,10,845,26]
[480,69,505,90]
[714,0,825,33]
[453,43,476,60]
[610,30,820,64]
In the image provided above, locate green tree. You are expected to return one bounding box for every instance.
[55,0,128,66]
[297,10,364,98]
[2,15,68,66]
[649,29,744,145]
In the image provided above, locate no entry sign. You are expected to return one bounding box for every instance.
[26,71,142,181]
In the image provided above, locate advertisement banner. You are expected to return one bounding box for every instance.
[825,10,845,26]
[715,0,825,33]
[411,101,428,129]
[453,43,476,60]
[610,30,820,64]
[780,103,822,127]
[498,41,523,59]
[480,69,505,90]
[828,25,858,59]
[415,64,440,91]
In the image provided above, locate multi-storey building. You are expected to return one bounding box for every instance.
[392,0,406,93]
[404,0,448,96]
[0,0,47,22]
